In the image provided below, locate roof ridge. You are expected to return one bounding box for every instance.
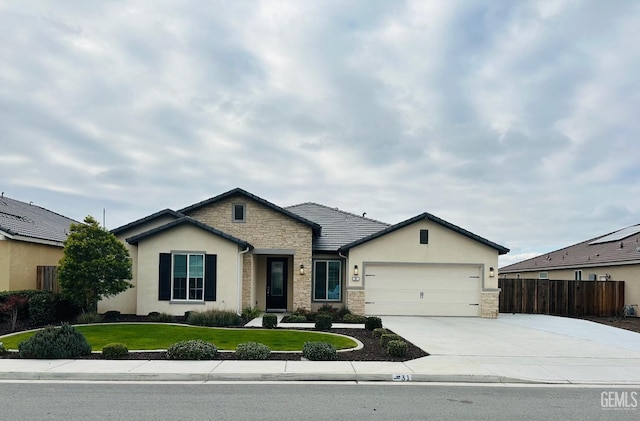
[286,202,390,226]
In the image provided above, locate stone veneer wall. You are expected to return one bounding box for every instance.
[184,196,313,311]
[347,290,365,315]
[480,290,500,318]
[242,255,253,308]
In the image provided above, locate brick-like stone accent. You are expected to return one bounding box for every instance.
[347,290,365,315]
[241,254,253,308]
[185,195,313,312]
[480,290,500,318]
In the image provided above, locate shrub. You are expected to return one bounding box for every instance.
[102,310,121,321]
[292,307,310,317]
[262,313,278,329]
[302,341,337,361]
[317,304,339,320]
[285,314,308,323]
[148,312,175,322]
[386,340,408,358]
[342,313,366,324]
[166,340,218,360]
[54,296,82,322]
[0,290,45,319]
[187,310,243,327]
[18,324,92,359]
[76,312,103,324]
[372,328,389,338]
[241,307,262,324]
[314,314,333,331]
[1,294,28,331]
[0,342,7,356]
[365,316,383,331]
[102,343,129,359]
[235,342,271,360]
[380,334,402,348]
[337,307,351,319]
[23,291,56,326]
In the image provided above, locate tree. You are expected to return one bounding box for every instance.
[0,295,28,331]
[58,215,133,312]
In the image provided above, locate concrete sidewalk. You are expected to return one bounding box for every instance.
[1,314,639,384]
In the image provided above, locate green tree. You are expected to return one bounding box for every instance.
[58,216,133,312]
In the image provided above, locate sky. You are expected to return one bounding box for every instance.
[1,0,639,267]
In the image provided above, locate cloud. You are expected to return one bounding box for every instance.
[1,0,639,268]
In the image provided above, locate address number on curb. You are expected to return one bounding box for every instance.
[392,374,412,382]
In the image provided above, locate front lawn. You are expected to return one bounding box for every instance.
[0,323,358,352]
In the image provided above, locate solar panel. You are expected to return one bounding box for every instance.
[589,225,640,245]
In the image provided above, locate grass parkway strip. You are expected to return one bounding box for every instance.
[0,323,359,352]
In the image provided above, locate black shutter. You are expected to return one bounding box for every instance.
[159,253,172,301]
[204,254,217,301]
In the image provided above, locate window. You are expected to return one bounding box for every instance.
[233,203,245,222]
[314,260,341,301]
[419,229,429,244]
[574,270,582,281]
[173,254,204,300]
[159,253,217,302]
[539,272,548,279]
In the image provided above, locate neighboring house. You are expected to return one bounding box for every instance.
[0,194,76,292]
[100,188,509,318]
[499,224,640,308]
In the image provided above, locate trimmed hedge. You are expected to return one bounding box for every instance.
[379,334,402,348]
[314,314,333,331]
[365,317,383,331]
[303,341,338,361]
[235,342,271,360]
[166,340,218,360]
[262,314,278,329]
[102,343,129,359]
[187,310,243,327]
[386,340,408,358]
[372,328,389,338]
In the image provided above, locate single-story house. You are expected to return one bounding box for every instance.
[499,224,640,307]
[0,194,76,292]
[100,188,509,318]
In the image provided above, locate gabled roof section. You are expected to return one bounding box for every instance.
[0,195,77,246]
[179,188,321,236]
[500,224,640,272]
[126,216,253,249]
[339,212,510,255]
[111,209,183,235]
[286,202,390,252]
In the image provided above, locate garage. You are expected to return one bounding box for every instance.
[364,264,482,316]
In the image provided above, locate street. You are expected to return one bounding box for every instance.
[0,382,637,420]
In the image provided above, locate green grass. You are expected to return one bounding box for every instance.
[0,323,358,352]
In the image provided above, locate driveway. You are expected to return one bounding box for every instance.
[382,314,640,384]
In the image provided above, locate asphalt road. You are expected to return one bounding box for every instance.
[0,382,637,420]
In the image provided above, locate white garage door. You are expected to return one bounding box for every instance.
[364,264,481,316]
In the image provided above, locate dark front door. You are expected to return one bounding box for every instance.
[266,258,288,311]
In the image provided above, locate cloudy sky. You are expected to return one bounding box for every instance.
[2,0,639,267]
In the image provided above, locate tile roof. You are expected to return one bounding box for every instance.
[111,209,183,235]
[286,203,390,252]
[500,224,640,272]
[339,212,510,255]
[0,195,77,245]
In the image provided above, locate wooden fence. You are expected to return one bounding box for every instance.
[36,266,59,293]
[498,278,625,317]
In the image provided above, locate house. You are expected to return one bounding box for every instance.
[100,188,509,318]
[0,194,76,292]
[499,224,640,308]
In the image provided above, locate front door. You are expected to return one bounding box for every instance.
[266,258,288,311]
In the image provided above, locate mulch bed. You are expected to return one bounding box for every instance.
[578,315,640,335]
[0,315,428,362]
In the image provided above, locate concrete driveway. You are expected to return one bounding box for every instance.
[382,314,640,384]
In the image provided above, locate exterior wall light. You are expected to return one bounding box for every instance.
[354,265,359,276]
[489,267,495,277]
[300,264,304,275]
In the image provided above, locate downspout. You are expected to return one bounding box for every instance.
[237,245,251,315]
